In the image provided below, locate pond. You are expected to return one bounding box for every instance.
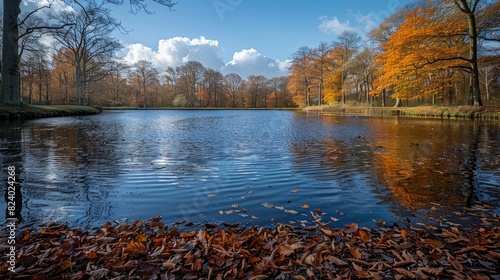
[1,110,499,229]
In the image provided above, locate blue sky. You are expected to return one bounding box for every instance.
[28,0,412,78]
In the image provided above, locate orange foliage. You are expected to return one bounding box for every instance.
[372,3,468,102]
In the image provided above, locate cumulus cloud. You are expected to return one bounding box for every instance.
[121,38,290,78]
[23,0,75,15]
[224,48,289,78]
[318,16,357,36]
[122,36,225,71]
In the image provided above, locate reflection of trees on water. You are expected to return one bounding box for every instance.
[369,118,499,209]
[290,115,500,213]
[20,120,120,226]
[1,122,24,222]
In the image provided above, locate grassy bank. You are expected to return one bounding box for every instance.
[0,103,102,121]
[304,105,500,119]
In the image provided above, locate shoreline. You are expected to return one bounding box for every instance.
[303,105,500,120]
[0,104,102,121]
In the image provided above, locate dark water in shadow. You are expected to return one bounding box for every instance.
[1,110,498,229]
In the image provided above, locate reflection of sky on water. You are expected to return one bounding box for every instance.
[0,111,498,229]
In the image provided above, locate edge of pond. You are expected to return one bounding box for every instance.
[0,103,102,121]
[303,105,500,120]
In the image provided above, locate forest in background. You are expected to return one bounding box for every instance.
[1,0,500,108]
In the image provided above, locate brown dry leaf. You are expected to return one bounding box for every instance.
[251,215,258,219]
[394,268,416,279]
[320,228,334,237]
[326,255,348,266]
[125,241,146,255]
[447,255,463,272]
[354,270,373,279]
[330,216,339,222]
[247,191,254,195]
[292,276,306,280]
[135,232,147,243]
[180,231,196,238]
[349,246,362,259]
[278,244,295,256]
[207,194,216,198]
[358,230,372,243]
[423,238,444,249]
[299,204,310,209]
[290,189,300,193]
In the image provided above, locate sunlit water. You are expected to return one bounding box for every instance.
[1,110,499,229]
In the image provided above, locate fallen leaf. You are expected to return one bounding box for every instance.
[330,216,339,222]
[261,202,274,208]
[423,238,444,249]
[299,204,310,209]
[349,246,362,259]
[284,209,298,215]
[290,190,300,193]
[207,194,216,198]
[231,204,239,209]
[358,230,372,243]
[251,215,258,219]
[247,191,254,195]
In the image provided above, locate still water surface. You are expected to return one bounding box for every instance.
[1,110,499,228]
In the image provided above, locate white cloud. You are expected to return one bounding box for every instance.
[23,0,75,15]
[122,36,225,71]
[121,38,289,78]
[224,48,289,78]
[318,16,357,35]
[350,12,380,34]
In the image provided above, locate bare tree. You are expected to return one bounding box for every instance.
[334,31,361,104]
[1,0,176,106]
[176,61,205,107]
[49,1,122,105]
[130,60,158,108]
[224,73,243,108]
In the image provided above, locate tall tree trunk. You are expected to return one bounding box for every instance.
[1,0,21,106]
[455,0,482,106]
[381,88,386,107]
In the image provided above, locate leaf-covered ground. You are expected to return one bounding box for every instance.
[1,210,499,280]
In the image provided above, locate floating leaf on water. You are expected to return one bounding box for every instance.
[208,194,216,198]
[261,202,274,208]
[274,206,285,211]
[218,210,224,215]
[270,217,275,223]
[290,189,300,193]
[239,214,248,217]
[336,210,345,216]
[284,209,298,215]
[300,204,310,209]
[247,191,254,195]
[251,215,258,219]
[241,208,249,212]
[224,210,234,215]
[330,216,339,222]
[231,204,239,209]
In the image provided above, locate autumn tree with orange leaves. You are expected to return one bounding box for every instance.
[371,0,500,106]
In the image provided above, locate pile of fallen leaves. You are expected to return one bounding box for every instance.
[1,214,499,279]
